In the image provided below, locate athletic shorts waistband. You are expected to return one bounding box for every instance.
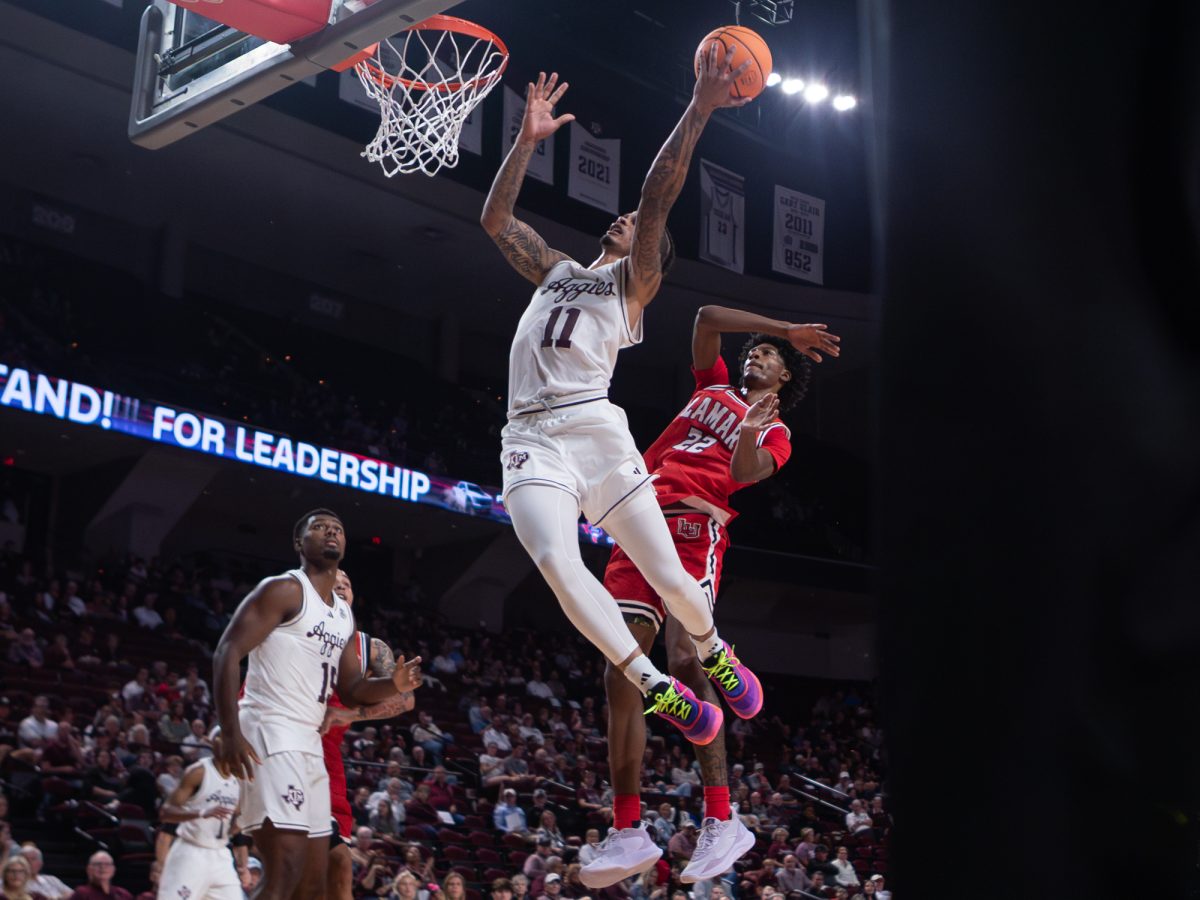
[508,392,608,419]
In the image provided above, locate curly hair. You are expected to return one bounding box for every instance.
[292,508,342,543]
[736,334,811,411]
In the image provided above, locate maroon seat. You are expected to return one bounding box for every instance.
[438,828,468,844]
[443,845,471,861]
[475,847,501,863]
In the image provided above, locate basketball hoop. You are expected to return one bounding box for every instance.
[354,15,508,177]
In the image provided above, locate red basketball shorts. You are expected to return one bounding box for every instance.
[603,509,729,631]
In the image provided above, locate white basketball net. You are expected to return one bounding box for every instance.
[355,24,506,177]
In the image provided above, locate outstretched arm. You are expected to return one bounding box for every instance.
[692,305,842,370]
[320,638,416,732]
[335,627,422,708]
[481,72,575,284]
[626,46,752,307]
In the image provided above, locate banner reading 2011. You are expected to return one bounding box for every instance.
[772,186,825,285]
[502,86,554,185]
[567,124,620,214]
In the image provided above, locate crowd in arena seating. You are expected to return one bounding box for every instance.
[0,542,891,900]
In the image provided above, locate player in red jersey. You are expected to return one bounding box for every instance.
[580,305,840,889]
[321,570,416,900]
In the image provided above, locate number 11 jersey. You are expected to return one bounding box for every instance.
[507,258,642,412]
[645,356,792,526]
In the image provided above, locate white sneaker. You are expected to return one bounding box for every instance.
[680,806,755,884]
[579,825,663,889]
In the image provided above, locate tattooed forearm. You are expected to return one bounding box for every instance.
[359,691,415,721]
[633,102,711,278]
[482,141,566,283]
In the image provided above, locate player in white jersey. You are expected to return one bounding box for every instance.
[213,509,422,900]
[158,733,246,900]
[480,48,765,745]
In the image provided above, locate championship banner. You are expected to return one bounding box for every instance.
[0,362,613,546]
[772,186,825,285]
[502,86,554,185]
[699,160,745,274]
[567,123,620,214]
[458,104,483,156]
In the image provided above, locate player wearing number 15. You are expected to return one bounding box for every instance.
[481,47,762,748]
[213,509,422,900]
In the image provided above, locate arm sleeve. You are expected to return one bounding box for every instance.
[756,423,792,472]
[691,356,730,390]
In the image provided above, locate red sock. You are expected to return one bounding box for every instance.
[704,785,731,821]
[615,794,641,830]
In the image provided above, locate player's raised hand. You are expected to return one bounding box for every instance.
[215,732,261,782]
[520,72,575,144]
[392,654,423,693]
[785,323,841,363]
[741,393,780,432]
[694,42,753,111]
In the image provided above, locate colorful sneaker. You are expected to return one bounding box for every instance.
[579,825,662,889]
[702,642,762,719]
[680,806,755,883]
[643,678,723,746]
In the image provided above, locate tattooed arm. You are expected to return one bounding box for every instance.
[481,72,575,284]
[356,638,415,720]
[626,45,753,310]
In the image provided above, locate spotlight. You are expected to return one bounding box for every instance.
[765,72,782,87]
[832,94,857,111]
[803,83,829,104]
[781,78,805,95]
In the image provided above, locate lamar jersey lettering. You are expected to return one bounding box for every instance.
[604,356,791,627]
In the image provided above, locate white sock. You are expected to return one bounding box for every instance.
[623,653,667,696]
[691,631,724,663]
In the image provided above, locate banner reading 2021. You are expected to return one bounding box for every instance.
[772,186,825,285]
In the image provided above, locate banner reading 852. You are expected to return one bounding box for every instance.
[772,185,825,285]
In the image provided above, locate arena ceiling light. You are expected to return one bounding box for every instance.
[765,72,782,87]
[781,77,805,95]
[832,94,858,111]
[803,83,830,104]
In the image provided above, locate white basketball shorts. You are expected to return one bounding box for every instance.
[158,840,242,900]
[500,398,654,527]
[238,749,331,837]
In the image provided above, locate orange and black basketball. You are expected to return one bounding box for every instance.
[694,25,773,100]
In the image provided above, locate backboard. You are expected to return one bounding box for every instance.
[129,0,457,149]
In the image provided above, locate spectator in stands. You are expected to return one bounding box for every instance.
[82,749,123,804]
[68,851,131,900]
[493,788,527,833]
[389,871,427,900]
[849,880,876,900]
[652,803,676,844]
[352,787,372,828]
[806,846,838,883]
[157,702,190,745]
[404,783,439,833]
[536,873,561,900]
[491,878,513,900]
[18,696,57,749]
[132,593,163,631]
[431,641,459,676]
[43,634,73,670]
[410,712,452,765]
[808,873,827,896]
[482,720,512,754]
[179,720,212,761]
[8,630,42,669]
[667,822,697,864]
[845,800,873,839]
[794,829,818,865]
[869,796,888,826]
[175,665,210,705]
[21,845,71,900]
[765,827,791,861]
[243,858,263,898]
[518,714,545,747]
[510,874,528,900]
[400,845,434,883]
[156,756,183,800]
[39,725,83,775]
[441,872,466,900]
[576,829,602,868]
[425,767,462,824]
[747,762,772,794]
[369,778,410,819]
[2,855,34,900]
[348,827,375,880]
[868,875,889,900]
[523,837,555,880]
[503,745,530,782]
[469,701,492,735]
[480,742,510,790]
[830,847,859,889]
[776,855,810,895]
[535,811,565,852]
[121,669,149,708]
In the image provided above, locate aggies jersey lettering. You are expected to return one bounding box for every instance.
[508,257,642,412]
[176,758,240,849]
[645,356,791,525]
[239,569,354,756]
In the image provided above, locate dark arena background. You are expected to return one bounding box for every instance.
[1,2,1199,900]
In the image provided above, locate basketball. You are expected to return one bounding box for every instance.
[694,25,773,100]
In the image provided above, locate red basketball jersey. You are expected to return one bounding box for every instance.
[645,356,791,524]
[323,630,369,835]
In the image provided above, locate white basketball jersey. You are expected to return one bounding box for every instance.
[706,188,737,266]
[176,758,240,849]
[239,569,354,755]
[507,257,642,412]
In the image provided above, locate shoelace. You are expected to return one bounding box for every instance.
[694,820,721,853]
[703,645,742,693]
[643,681,694,722]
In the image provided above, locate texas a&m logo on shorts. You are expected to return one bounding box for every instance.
[506,451,530,471]
[282,785,306,811]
